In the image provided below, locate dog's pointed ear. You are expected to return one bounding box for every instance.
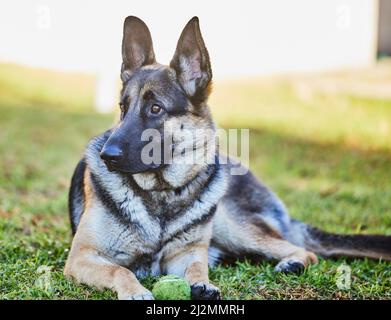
[170,17,212,105]
[121,16,156,82]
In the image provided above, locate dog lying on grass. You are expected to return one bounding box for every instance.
[64,16,391,300]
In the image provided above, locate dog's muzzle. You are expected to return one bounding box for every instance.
[100,145,124,171]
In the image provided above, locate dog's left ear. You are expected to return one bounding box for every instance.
[170,17,212,105]
[121,16,156,82]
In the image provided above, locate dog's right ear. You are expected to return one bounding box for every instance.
[121,16,156,82]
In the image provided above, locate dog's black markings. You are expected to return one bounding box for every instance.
[69,159,86,235]
[160,162,219,225]
[279,261,305,274]
[89,172,145,233]
[191,282,221,300]
[160,205,217,248]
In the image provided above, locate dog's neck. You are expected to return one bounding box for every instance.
[123,160,224,223]
[132,162,208,191]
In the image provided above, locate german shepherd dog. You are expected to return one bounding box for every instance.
[64,16,391,300]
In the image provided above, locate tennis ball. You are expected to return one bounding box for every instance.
[152,275,191,300]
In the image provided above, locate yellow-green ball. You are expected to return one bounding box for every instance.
[152,275,191,300]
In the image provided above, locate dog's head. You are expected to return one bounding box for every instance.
[100,16,214,175]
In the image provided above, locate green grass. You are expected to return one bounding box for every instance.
[0,62,390,300]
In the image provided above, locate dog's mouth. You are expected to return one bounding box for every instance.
[102,159,122,172]
[103,159,162,175]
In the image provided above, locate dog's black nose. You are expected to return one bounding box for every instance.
[100,145,123,163]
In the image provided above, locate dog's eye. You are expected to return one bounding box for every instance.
[150,104,163,114]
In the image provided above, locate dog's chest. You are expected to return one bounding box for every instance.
[87,161,225,277]
[96,191,195,277]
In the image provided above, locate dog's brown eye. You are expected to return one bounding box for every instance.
[151,104,162,114]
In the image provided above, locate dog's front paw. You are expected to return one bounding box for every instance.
[275,260,305,274]
[121,291,154,300]
[191,282,221,300]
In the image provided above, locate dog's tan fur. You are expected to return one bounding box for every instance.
[65,165,218,299]
[211,203,318,270]
[65,170,316,298]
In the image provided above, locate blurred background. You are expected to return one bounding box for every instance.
[0,0,390,111]
[0,0,391,299]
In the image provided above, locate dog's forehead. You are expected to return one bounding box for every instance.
[122,65,178,99]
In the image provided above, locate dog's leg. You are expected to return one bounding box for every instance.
[64,245,153,300]
[253,237,318,273]
[162,241,220,300]
[215,232,317,273]
[213,212,318,273]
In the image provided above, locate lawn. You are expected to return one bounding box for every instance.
[0,62,390,300]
